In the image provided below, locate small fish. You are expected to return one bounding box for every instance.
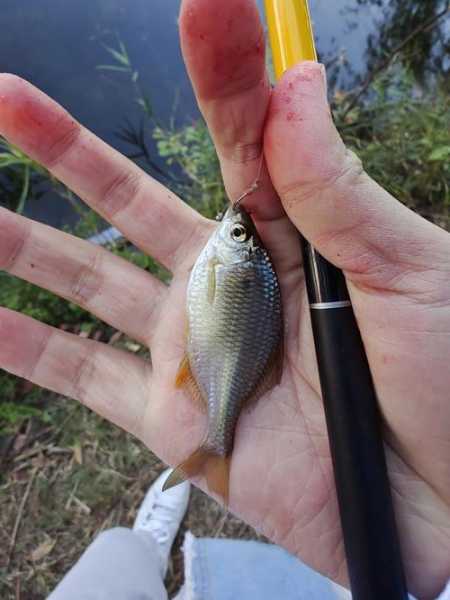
[163,204,283,503]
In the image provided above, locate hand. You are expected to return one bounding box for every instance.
[0,1,449,598]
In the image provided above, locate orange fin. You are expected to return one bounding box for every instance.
[175,354,207,413]
[163,447,231,506]
[205,453,231,505]
[245,337,284,408]
[175,354,191,387]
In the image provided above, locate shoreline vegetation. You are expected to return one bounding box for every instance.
[1,5,449,596]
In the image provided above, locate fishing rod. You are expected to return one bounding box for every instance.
[263,1,408,598]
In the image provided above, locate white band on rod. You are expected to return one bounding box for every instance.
[310,300,352,310]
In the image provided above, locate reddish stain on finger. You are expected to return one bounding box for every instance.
[0,74,80,166]
[286,112,303,122]
[295,73,314,83]
[254,39,264,56]
[180,0,266,99]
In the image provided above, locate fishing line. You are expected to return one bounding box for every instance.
[232,152,265,210]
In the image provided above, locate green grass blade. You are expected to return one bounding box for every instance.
[16,164,30,214]
[96,64,131,72]
[102,43,130,67]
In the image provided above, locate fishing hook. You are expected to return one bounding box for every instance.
[232,153,265,210]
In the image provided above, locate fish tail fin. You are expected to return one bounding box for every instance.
[204,452,231,506]
[163,447,230,506]
[162,448,207,491]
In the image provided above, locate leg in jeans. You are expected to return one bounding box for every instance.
[174,533,351,600]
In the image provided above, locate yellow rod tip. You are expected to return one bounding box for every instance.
[264,0,317,81]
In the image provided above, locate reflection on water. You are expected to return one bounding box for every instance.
[359,0,450,81]
[0,0,447,226]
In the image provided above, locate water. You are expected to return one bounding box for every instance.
[0,0,445,227]
[1,0,195,227]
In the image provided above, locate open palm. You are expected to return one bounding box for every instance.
[1,1,450,598]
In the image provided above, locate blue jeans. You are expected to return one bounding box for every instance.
[48,527,350,599]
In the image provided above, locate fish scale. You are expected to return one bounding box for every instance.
[164,205,283,502]
[191,255,280,450]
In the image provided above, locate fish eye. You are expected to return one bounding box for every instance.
[230,224,247,243]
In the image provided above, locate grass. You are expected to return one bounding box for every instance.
[336,71,450,223]
[0,399,263,598]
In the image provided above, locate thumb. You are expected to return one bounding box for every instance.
[264,61,449,292]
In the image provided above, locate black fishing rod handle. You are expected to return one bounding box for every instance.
[302,243,409,600]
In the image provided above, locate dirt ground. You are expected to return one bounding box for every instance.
[0,399,265,599]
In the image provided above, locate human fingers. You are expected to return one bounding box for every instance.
[264,62,450,294]
[179,0,284,222]
[0,307,150,439]
[0,73,210,271]
[0,207,166,344]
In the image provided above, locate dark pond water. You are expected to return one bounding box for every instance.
[0,0,446,227]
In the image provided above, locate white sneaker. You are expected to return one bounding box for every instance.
[133,468,190,576]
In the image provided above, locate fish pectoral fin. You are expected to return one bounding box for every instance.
[175,354,191,387]
[175,354,208,413]
[163,447,230,506]
[244,337,284,408]
[207,258,219,304]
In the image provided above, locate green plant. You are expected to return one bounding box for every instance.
[0,138,49,213]
[336,71,450,219]
[0,137,93,219]
[97,39,153,119]
[0,401,45,432]
[154,120,226,219]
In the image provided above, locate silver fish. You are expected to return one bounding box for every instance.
[164,205,283,502]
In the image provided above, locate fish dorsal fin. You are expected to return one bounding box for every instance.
[244,337,284,408]
[175,354,208,413]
